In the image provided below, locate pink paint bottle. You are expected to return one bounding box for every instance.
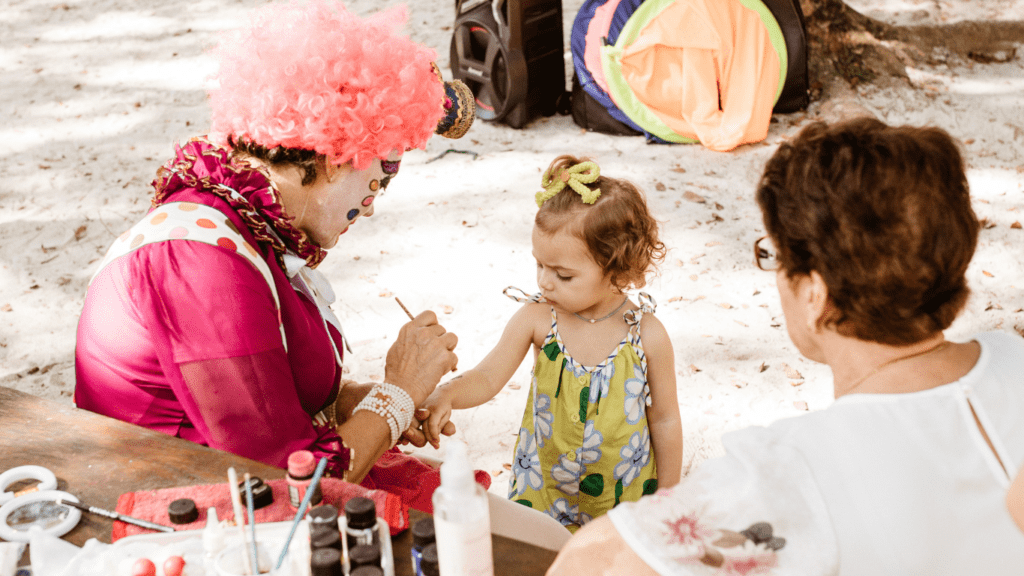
[287,450,323,510]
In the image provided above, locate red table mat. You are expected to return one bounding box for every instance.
[113,477,407,541]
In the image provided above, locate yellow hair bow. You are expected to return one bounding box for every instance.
[535,161,601,207]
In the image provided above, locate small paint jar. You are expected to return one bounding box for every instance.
[349,543,381,571]
[410,518,435,576]
[286,450,322,510]
[310,547,342,576]
[420,543,439,576]
[350,566,384,576]
[343,497,378,549]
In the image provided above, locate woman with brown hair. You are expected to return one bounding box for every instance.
[547,118,1024,574]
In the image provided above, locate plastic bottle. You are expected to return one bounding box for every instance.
[431,440,494,576]
[410,517,435,576]
[287,450,323,509]
[343,497,379,549]
[202,507,226,575]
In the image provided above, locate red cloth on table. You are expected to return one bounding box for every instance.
[364,448,492,513]
[112,477,405,541]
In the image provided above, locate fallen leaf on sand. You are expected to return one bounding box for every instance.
[689,364,701,374]
[758,362,768,373]
[74,225,87,240]
[719,303,733,309]
[502,463,512,471]
[378,290,393,298]
[0,304,11,312]
[689,275,698,281]
[492,470,502,476]
[683,191,706,203]
[983,270,994,277]
[790,381,802,387]
[508,383,521,390]
[668,296,683,303]
[794,401,809,411]
[655,182,666,191]
[442,305,454,314]
[705,241,721,247]
[781,363,804,380]
[1012,221,1022,229]
[670,167,687,173]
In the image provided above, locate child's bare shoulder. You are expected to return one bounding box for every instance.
[507,301,552,343]
[638,308,671,344]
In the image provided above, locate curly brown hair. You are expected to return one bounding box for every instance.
[227,135,323,186]
[536,155,666,291]
[756,118,979,345]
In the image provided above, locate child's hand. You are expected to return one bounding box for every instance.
[418,387,457,448]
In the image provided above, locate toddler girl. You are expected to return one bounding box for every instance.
[419,155,682,531]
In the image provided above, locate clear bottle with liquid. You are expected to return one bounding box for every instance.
[430,440,494,576]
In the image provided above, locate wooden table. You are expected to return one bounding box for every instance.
[0,386,557,574]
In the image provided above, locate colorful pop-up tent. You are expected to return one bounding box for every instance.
[571,0,808,150]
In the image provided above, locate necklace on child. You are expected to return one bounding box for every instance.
[574,297,629,324]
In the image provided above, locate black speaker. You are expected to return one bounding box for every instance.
[450,0,565,129]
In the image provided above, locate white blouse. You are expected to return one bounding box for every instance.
[608,331,1024,575]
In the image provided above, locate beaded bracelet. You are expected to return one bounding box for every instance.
[352,383,415,447]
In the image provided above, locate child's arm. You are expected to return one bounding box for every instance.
[419,303,540,446]
[641,314,682,488]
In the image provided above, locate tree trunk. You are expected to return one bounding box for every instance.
[799,0,1024,101]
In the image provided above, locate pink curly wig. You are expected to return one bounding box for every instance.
[208,1,444,170]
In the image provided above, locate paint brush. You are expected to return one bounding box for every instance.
[54,498,174,533]
[275,456,328,571]
[395,297,415,320]
[227,467,254,575]
[244,472,259,575]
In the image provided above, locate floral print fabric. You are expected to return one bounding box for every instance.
[508,298,658,532]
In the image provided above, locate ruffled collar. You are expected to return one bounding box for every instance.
[150,137,326,268]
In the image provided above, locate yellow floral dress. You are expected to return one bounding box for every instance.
[505,288,659,532]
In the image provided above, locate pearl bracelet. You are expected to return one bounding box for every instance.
[353,383,416,447]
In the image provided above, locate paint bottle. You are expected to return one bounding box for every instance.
[202,507,226,575]
[420,543,440,576]
[410,518,435,576]
[350,566,385,576]
[431,440,493,576]
[343,497,379,549]
[310,547,342,576]
[349,543,381,570]
[287,450,323,510]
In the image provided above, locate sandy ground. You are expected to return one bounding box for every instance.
[1,0,1022,496]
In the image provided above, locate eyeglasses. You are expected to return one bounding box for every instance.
[753,236,779,271]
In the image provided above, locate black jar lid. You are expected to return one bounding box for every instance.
[310,527,341,551]
[167,498,198,524]
[309,504,339,526]
[344,497,376,529]
[350,566,384,576]
[239,476,274,510]
[310,547,342,576]
[411,517,435,547]
[421,543,439,576]
[348,543,381,568]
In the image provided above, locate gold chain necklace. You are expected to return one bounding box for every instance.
[573,297,629,324]
[844,340,951,393]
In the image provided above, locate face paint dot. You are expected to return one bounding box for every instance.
[369,179,380,191]
[361,195,375,207]
[196,218,216,229]
[178,202,199,212]
[347,209,359,220]
[216,237,237,251]
[150,212,168,225]
[169,227,189,239]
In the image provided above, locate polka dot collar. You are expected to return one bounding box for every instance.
[150,137,326,269]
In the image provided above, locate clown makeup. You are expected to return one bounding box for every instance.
[284,150,402,249]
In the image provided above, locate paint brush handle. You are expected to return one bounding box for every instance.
[395,297,415,320]
[56,498,174,533]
